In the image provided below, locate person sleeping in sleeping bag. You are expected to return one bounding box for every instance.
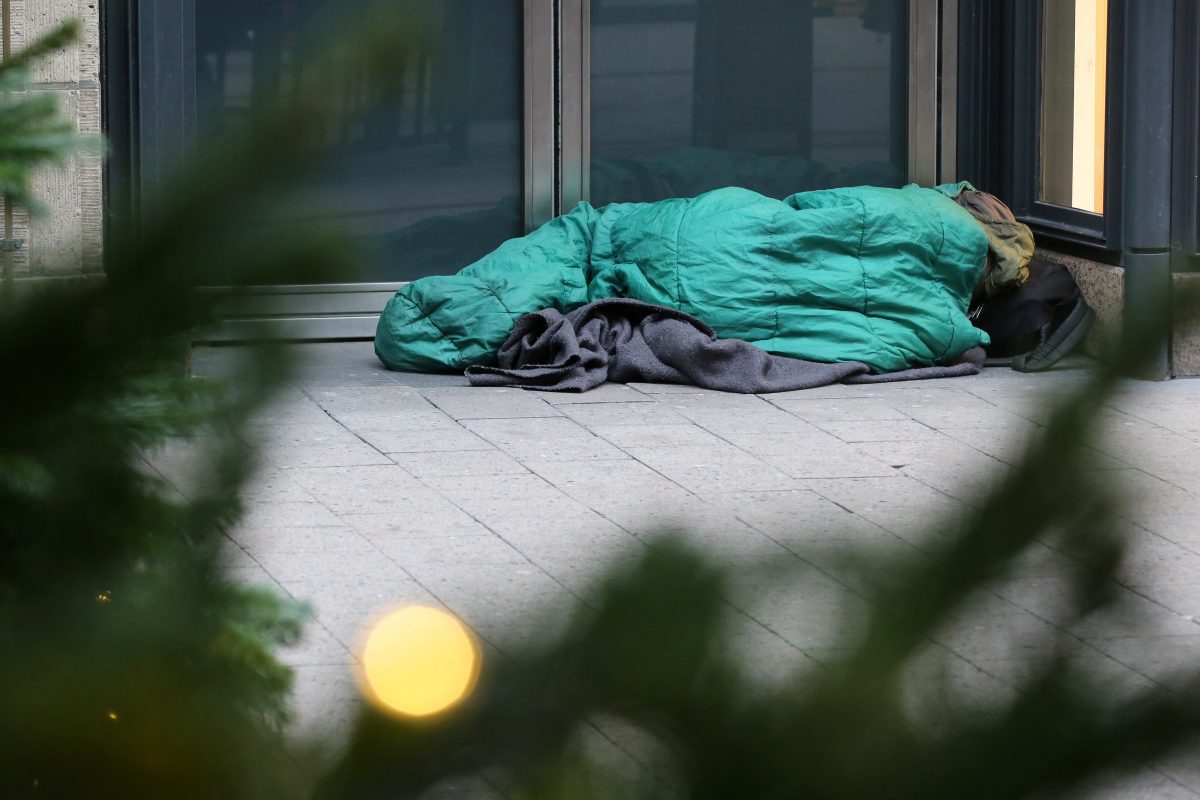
[374,183,995,375]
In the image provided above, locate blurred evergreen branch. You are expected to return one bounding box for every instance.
[0,12,410,798]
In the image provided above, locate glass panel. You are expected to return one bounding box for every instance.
[1039,0,1108,213]
[196,1,523,284]
[589,0,908,206]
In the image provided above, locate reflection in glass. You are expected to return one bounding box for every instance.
[589,0,909,205]
[1039,0,1107,213]
[196,1,523,283]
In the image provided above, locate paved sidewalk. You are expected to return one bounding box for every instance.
[186,342,1200,798]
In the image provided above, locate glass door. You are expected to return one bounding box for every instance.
[557,0,946,213]
[585,0,910,207]
[194,0,526,338]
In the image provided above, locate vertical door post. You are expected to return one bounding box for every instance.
[559,0,589,214]
[909,0,940,186]
[940,0,959,183]
[524,0,556,230]
[1122,0,1174,379]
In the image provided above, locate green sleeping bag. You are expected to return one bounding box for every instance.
[375,184,990,374]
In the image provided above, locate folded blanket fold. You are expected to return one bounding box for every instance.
[466,298,984,393]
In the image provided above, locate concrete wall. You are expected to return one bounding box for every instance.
[1043,250,1200,379]
[4,0,103,285]
[1038,249,1125,364]
[1173,273,1200,377]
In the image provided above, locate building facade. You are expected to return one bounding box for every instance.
[5,0,1199,377]
[2,0,102,285]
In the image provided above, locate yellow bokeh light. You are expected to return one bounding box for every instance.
[358,605,481,718]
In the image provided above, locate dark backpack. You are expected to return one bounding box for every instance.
[969,257,1096,372]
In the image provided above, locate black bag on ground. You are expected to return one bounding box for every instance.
[969,257,1096,372]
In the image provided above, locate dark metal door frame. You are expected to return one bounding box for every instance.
[102,0,197,265]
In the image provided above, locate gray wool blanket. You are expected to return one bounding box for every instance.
[465,299,984,393]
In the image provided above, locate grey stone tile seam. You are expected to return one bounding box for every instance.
[710,467,1200,691]
[216,534,357,666]
[561,480,895,651]
[613,391,946,497]
[955,380,1200,489]
[714,554,1124,703]
[922,592,1158,695]
[440,414,566,422]
[400,462,646,612]
[253,511,536,663]
[761,391,1200,628]
[926,643,1022,696]
[289,388,603,648]
[1035,510,1200,623]
[975,588,1196,695]
[594,393,901,491]
[749,478,1196,659]
[216,518,363,664]
[794,468,1200,691]
[760,391,1031,489]
[1121,582,1200,629]
[1094,444,1200,498]
[244,386,1179,606]
[293,387,700,629]
[580,721,676,793]
[1150,770,1200,797]
[259,421,714,792]
[450,400,719,505]
[290,382,1195,690]
[274,616,352,667]
[392,436,844,668]
[840,470,1200,634]
[1110,510,1200,571]
[136,453,178,496]
[706,510,1120,692]
[849,459,998,514]
[719,588,843,656]
[939,382,1069,431]
[727,604,814,662]
[533,394,955,602]
[698,499,907,605]
[804,473,1200,690]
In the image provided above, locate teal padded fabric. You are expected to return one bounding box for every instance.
[375,184,990,374]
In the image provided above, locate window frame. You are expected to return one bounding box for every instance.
[1172,0,1200,271]
[1011,0,1125,252]
[102,0,199,265]
[958,0,1126,258]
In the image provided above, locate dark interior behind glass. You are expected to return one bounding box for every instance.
[589,0,909,206]
[195,1,523,284]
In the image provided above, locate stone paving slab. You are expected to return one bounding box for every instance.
[422,387,564,420]
[727,431,901,479]
[463,416,632,462]
[353,422,496,455]
[191,344,1200,797]
[389,449,529,478]
[534,383,654,404]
